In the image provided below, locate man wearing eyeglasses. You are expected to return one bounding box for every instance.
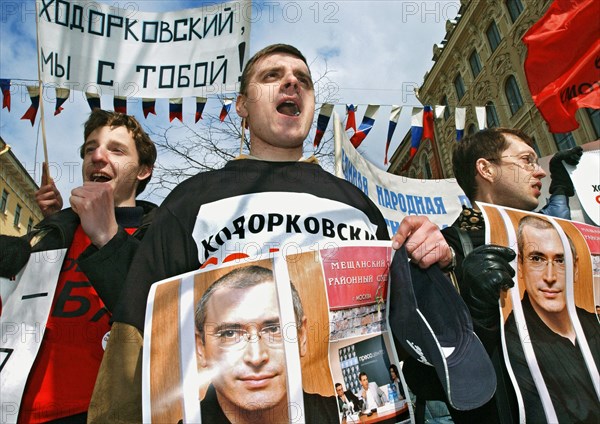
[194,265,338,423]
[402,128,584,423]
[504,215,600,423]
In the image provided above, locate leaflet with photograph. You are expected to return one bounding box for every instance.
[142,241,411,423]
[479,203,600,424]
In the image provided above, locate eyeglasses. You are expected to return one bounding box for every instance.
[207,323,283,351]
[524,254,565,272]
[489,154,540,172]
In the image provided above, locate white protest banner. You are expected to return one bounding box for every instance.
[37,0,251,98]
[566,149,600,226]
[333,112,468,236]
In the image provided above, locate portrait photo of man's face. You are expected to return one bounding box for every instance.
[518,220,568,316]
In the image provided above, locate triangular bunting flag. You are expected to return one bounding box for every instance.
[169,98,183,122]
[21,86,40,126]
[350,104,380,148]
[455,107,466,141]
[422,105,435,143]
[196,97,207,123]
[219,98,233,122]
[409,107,424,159]
[434,105,446,119]
[313,103,334,148]
[0,79,11,111]
[114,96,127,114]
[86,92,101,111]
[142,98,156,118]
[345,104,357,132]
[475,106,486,130]
[54,87,69,116]
[384,105,402,165]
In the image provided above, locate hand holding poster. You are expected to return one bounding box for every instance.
[479,203,600,423]
[37,0,251,97]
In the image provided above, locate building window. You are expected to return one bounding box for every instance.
[0,189,8,214]
[530,136,542,158]
[486,102,500,128]
[469,50,482,78]
[586,108,600,138]
[14,204,22,227]
[467,124,477,135]
[486,21,502,52]
[505,75,524,115]
[506,0,524,23]
[553,133,576,150]
[27,218,34,233]
[454,74,466,101]
[440,95,450,120]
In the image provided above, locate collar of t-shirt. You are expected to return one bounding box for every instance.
[234,154,319,164]
[114,206,144,228]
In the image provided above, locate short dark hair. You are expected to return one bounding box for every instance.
[359,372,368,380]
[517,215,576,261]
[80,109,157,195]
[452,127,535,201]
[239,43,311,96]
[195,265,304,342]
[335,383,342,389]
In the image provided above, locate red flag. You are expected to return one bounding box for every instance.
[21,86,40,126]
[523,0,600,133]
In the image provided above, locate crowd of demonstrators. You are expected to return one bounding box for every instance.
[403,127,585,423]
[86,43,452,423]
[2,42,593,424]
[1,109,157,423]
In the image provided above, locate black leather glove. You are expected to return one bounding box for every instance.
[462,244,516,328]
[549,145,583,196]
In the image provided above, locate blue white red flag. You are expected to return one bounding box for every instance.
[54,88,69,116]
[455,107,466,141]
[86,92,101,111]
[313,103,334,148]
[20,86,39,126]
[169,98,183,122]
[350,105,380,148]
[345,104,357,132]
[114,96,127,114]
[0,79,10,111]
[409,107,424,159]
[219,98,233,122]
[196,97,207,123]
[142,98,156,118]
[384,106,402,165]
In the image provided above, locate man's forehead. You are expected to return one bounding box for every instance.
[251,52,310,75]
[522,226,563,252]
[502,134,534,155]
[205,281,277,319]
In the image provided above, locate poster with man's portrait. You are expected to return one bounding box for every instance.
[141,241,411,423]
[479,203,600,424]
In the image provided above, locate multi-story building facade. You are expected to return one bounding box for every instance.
[388,0,600,178]
[0,137,43,235]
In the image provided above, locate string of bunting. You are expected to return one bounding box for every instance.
[2,79,496,165]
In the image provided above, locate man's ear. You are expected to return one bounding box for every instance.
[136,165,152,182]
[298,316,308,358]
[195,330,208,368]
[236,94,248,118]
[475,158,496,183]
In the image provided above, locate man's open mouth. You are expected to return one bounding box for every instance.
[276,100,300,116]
[91,173,111,183]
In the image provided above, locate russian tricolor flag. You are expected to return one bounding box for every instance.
[169,98,183,122]
[114,96,127,114]
[409,105,435,159]
[142,98,156,118]
[350,104,380,148]
[86,92,101,111]
[313,103,334,148]
[345,104,356,132]
[384,106,402,165]
[455,107,466,141]
[196,97,207,123]
[219,98,233,122]
[1,79,11,111]
[54,88,69,116]
[21,86,40,126]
